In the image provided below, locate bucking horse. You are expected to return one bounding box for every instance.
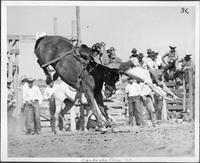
[34,35,119,133]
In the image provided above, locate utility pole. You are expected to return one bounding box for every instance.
[53,17,57,35]
[76,6,81,46]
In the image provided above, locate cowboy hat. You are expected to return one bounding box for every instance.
[154,51,159,55]
[138,53,144,58]
[184,54,191,61]
[7,80,13,84]
[36,32,47,40]
[110,47,116,51]
[27,77,35,82]
[147,48,152,53]
[131,48,137,53]
[169,45,176,49]
[20,75,28,82]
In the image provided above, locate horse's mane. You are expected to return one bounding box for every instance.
[119,60,134,72]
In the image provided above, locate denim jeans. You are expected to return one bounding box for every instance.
[24,101,41,133]
[128,96,145,126]
[143,95,157,125]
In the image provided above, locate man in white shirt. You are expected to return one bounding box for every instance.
[23,77,43,135]
[137,53,147,69]
[125,78,146,127]
[140,83,157,127]
[43,81,57,131]
[7,81,15,120]
[43,81,57,100]
[146,51,159,70]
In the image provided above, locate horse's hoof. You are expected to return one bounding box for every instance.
[100,127,107,134]
[84,128,89,132]
[111,128,118,133]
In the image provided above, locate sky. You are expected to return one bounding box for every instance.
[5,2,197,79]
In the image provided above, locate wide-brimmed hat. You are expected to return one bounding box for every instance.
[169,45,176,49]
[110,46,116,51]
[154,51,159,55]
[27,77,35,82]
[20,75,28,82]
[184,54,191,60]
[147,48,152,53]
[138,53,144,58]
[7,80,13,84]
[131,48,137,53]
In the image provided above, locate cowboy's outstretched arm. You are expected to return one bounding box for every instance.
[161,53,169,65]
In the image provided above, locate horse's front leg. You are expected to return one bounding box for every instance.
[83,88,107,129]
[94,92,111,127]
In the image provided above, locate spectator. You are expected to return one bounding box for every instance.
[161,45,179,73]
[23,77,43,135]
[146,51,159,70]
[43,81,58,131]
[125,78,146,127]
[146,48,152,57]
[137,53,147,69]
[129,48,138,59]
[129,48,139,67]
[106,46,117,63]
[7,80,15,120]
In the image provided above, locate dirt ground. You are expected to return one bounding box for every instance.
[7,121,195,158]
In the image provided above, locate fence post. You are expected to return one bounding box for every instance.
[188,67,194,120]
[162,98,167,121]
[70,105,76,131]
[182,76,186,112]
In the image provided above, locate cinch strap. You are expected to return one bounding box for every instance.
[41,49,74,68]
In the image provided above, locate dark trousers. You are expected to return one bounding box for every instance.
[154,94,163,120]
[24,101,41,133]
[128,96,145,126]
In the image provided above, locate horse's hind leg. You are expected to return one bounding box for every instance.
[83,110,93,131]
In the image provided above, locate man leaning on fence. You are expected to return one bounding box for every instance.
[23,77,43,135]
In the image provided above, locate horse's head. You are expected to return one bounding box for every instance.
[104,69,119,98]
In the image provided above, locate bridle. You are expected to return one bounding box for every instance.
[104,70,119,95]
[104,84,117,95]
